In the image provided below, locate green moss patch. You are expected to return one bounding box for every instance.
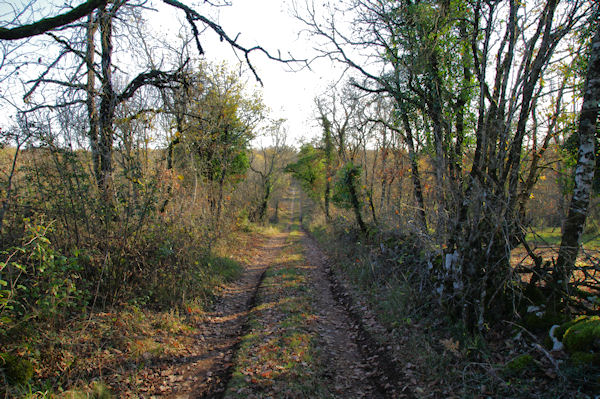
[552,316,600,367]
[503,354,536,376]
[554,315,591,342]
[562,316,600,353]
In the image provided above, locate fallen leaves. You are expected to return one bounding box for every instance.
[440,337,461,356]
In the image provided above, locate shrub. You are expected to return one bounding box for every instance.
[0,219,90,334]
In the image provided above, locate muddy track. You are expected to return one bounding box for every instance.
[143,223,411,398]
[192,235,287,399]
[304,233,415,399]
[196,231,412,398]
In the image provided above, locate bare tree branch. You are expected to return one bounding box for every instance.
[0,0,108,40]
[162,0,305,84]
[117,61,189,103]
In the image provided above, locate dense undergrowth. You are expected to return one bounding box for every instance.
[0,215,249,398]
[303,209,600,398]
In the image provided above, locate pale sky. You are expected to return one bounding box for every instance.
[0,0,345,147]
[149,0,340,146]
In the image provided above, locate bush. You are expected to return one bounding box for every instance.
[331,162,363,210]
[128,223,243,308]
[0,219,90,334]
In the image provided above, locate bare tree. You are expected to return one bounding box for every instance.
[296,0,594,327]
[249,119,291,223]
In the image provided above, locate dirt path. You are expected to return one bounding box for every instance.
[144,193,405,398]
[185,233,288,398]
[301,233,387,398]
[133,232,288,398]
[211,224,389,398]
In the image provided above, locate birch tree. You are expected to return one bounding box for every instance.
[554,24,600,304]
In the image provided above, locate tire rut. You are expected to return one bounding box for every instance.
[304,233,415,399]
[155,233,287,399]
[197,266,268,399]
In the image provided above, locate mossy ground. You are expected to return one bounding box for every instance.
[503,354,536,376]
[561,316,600,353]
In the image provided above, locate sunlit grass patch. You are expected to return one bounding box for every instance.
[265,266,300,278]
[255,224,282,236]
[526,227,600,249]
[282,253,304,262]
[59,381,112,398]
[200,253,243,284]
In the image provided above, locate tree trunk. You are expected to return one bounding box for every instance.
[322,115,333,221]
[505,0,561,212]
[273,199,279,223]
[347,165,367,234]
[400,110,427,230]
[257,177,272,223]
[379,129,388,214]
[325,179,331,220]
[159,135,180,213]
[98,4,115,206]
[517,78,565,218]
[85,13,101,184]
[554,25,600,302]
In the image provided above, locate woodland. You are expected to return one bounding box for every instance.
[0,0,599,397]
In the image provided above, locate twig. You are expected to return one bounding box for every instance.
[504,320,564,378]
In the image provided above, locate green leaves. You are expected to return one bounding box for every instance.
[174,62,263,185]
[0,220,91,335]
[332,162,364,210]
[285,144,327,203]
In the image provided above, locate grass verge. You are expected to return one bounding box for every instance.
[526,226,600,248]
